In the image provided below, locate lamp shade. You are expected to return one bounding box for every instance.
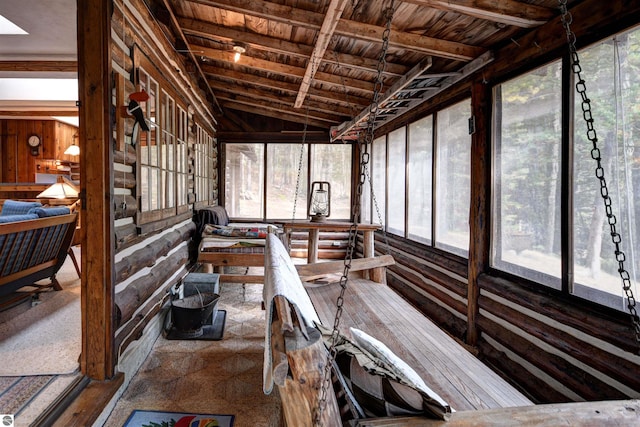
[64,144,80,156]
[37,176,79,199]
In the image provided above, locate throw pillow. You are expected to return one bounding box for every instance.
[321,325,452,420]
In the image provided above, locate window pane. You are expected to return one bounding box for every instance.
[267,144,308,220]
[372,136,387,227]
[491,62,562,288]
[225,144,264,218]
[387,128,406,235]
[435,100,471,256]
[573,30,640,310]
[408,115,433,244]
[310,144,352,220]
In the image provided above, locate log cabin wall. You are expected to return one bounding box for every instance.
[368,1,640,405]
[109,0,218,360]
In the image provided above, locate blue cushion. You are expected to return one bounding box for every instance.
[1,200,42,216]
[29,207,71,218]
[0,214,39,223]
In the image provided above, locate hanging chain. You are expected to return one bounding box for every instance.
[559,0,640,346]
[292,107,309,222]
[314,2,396,425]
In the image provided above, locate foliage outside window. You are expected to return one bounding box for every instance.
[224,143,352,221]
[138,69,160,217]
[387,127,406,236]
[225,143,264,219]
[194,124,214,208]
[176,106,188,211]
[267,144,308,220]
[572,29,640,310]
[361,141,372,224]
[407,115,433,244]
[492,61,563,289]
[435,100,471,255]
[310,144,352,220]
[371,136,387,227]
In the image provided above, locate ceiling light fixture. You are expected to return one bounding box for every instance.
[233,45,246,63]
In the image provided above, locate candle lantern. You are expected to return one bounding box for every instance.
[307,181,331,222]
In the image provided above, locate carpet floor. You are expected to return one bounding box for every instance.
[0,247,81,425]
[103,281,283,427]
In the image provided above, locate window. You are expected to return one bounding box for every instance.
[225,143,264,219]
[491,61,563,289]
[407,115,433,244]
[572,30,640,309]
[137,62,197,224]
[387,127,406,236]
[371,136,387,227]
[267,144,308,220]
[194,124,214,207]
[435,100,472,255]
[310,144,352,220]
[491,24,640,312]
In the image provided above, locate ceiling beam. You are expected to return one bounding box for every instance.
[195,44,375,94]
[216,93,343,124]
[218,131,329,143]
[0,61,78,73]
[294,0,348,108]
[220,101,333,128]
[207,80,354,117]
[178,18,409,77]
[185,0,484,61]
[200,65,371,108]
[401,0,555,28]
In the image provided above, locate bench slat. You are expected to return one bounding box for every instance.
[305,278,533,412]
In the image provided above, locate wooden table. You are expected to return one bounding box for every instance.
[280,220,381,264]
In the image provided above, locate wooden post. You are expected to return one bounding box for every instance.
[308,228,320,263]
[77,0,116,380]
[467,80,491,346]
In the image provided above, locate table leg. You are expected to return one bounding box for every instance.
[308,229,320,263]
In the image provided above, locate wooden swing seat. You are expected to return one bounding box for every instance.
[265,233,640,426]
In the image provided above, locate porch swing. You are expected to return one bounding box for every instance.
[263,1,640,426]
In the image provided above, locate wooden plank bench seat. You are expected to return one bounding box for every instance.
[264,233,639,426]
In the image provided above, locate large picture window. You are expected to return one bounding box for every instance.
[492,61,563,289]
[407,115,433,244]
[572,30,640,309]
[387,127,406,236]
[224,143,352,221]
[435,100,471,255]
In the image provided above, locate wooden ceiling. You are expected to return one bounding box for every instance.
[156,0,569,138]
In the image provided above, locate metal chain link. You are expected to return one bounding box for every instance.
[291,107,309,222]
[559,0,640,347]
[314,2,396,424]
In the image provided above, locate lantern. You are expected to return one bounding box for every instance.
[308,181,331,222]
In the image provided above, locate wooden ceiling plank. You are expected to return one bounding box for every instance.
[401,0,555,28]
[180,17,408,76]
[216,93,343,123]
[196,44,375,94]
[185,0,483,60]
[221,101,335,128]
[334,19,484,61]
[201,65,370,108]
[0,61,78,73]
[208,80,354,117]
[294,0,349,108]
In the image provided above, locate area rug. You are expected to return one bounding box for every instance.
[0,286,81,376]
[123,410,234,427]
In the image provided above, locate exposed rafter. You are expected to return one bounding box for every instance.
[294,0,348,108]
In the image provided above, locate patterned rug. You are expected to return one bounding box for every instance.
[123,410,234,427]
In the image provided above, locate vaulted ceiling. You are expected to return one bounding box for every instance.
[157,0,567,139]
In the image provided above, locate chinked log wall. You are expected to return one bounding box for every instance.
[109,0,217,357]
[377,233,640,404]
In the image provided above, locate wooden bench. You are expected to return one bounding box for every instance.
[264,233,640,426]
